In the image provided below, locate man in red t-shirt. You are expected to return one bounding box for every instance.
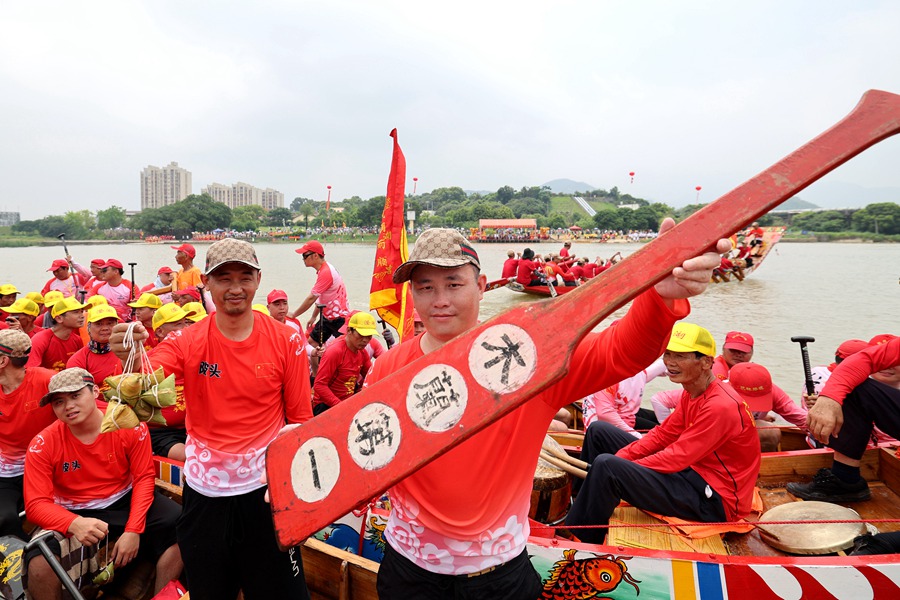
[500,250,519,279]
[87,259,139,322]
[788,336,900,503]
[290,240,350,348]
[24,368,183,599]
[312,312,375,414]
[367,226,727,598]
[127,293,163,350]
[110,238,312,599]
[27,297,87,372]
[0,330,56,540]
[567,323,761,544]
[712,330,754,380]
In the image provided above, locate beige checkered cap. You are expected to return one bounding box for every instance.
[0,329,31,358]
[393,228,481,283]
[40,367,95,406]
[205,238,261,275]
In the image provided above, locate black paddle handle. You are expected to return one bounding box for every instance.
[791,335,816,396]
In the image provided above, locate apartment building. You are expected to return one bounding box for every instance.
[140,162,192,210]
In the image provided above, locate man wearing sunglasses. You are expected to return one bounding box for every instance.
[290,241,350,372]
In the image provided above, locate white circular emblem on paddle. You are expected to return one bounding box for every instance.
[407,364,468,432]
[291,437,340,503]
[348,403,401,470]
[469,324,537,393]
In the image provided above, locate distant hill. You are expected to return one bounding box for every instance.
[780,197,819,210]
[795,181,900,209]
[542,179,597,194]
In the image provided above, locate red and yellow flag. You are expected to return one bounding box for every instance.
[369,129,415,342]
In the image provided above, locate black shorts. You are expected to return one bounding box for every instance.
[0,474,26,539]
[309,316,345,345]
[150,427,187,458]
[177,483,309,600]
[25,490,180,564]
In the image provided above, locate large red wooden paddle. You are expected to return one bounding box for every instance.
[267,90,900,549]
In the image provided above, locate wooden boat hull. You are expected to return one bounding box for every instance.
[509,283,578,297]
[291,445,900,599]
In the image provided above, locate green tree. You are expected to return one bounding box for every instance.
[231,205,266,232]
[355,196,387,228]
[852,203,900,234]
[298,203,316,231]
[593,209,624,230]
[63,210,94,239]
[266,207,294,227]
[36,216,70,239]
[508,197,547,218]
[290,197,315,212]
[543,213,568,229]
[496,185,515,204]
[97,206,127,230]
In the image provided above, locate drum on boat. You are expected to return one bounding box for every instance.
[756,501,868,555]
[530,460,571,524]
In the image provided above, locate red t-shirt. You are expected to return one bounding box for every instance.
[366,290,688,572]
[313,340,372,407]
[515,259,541,285]
[27,329,85,372]
[311,262,350,321]
[0,367,57,476]
[821,336,900,404]
[149,312,312,452]
[501,258,519,279]
[147,344,186,429]
[712,355,730,380]
[25,326,45,339]
[617,380,760,521]
[24,421,155,535]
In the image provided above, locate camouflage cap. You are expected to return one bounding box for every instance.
[40,367,95,406]
[0,329,31,358]
[392,228,480,284]
[205,238,260,275]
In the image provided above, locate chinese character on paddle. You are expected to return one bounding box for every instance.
[481,334,526,385]
[412,370,461,426]
[354,413,394,456]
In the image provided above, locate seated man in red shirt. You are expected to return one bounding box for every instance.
[788,335,900,502]
[0,330,56,540]
[566,323,761,544]
[312,312,376,415]
[27,297,87,372]
[24,368,182,599]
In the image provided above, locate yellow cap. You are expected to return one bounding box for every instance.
[347,312,379,337]
[50,297,87,319]
[667,322,716,356]
[87,304,122,323]
[252,303,270,317]
[4,298,40,317]
[152,303,195,330]
[43,290,65,307]
[180,302,207,322]
[85,295,108,308]
[127,292,163,309]
[25,292,45,305]
[0,284,20,295]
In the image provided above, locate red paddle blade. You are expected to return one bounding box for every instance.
[267,90,900,549]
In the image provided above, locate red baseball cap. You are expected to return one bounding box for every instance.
[157,266,174,275]
[728,362,773,412]
[103,259,124,270]
[171,243,197,258]
[267,289,288,304]
[296,241,324,257]
[835,338,868,359]
[173,287,201,301]
[47,259,69,271]
[869,333,897,346]
[723,331,754,353]
[90,258,106,267]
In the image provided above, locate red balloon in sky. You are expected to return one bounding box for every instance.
[695,186,702,191]
[629,171,635,183]
[629,171,635,177]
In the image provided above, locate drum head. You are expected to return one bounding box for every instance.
[757,501,866,555]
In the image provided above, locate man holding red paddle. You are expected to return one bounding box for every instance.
[367,226,728,599]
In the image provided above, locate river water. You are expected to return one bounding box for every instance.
[3,239,896,401]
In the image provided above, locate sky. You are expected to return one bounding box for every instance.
[2,0,899,220]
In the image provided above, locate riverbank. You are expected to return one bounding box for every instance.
[2,231,897,248]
